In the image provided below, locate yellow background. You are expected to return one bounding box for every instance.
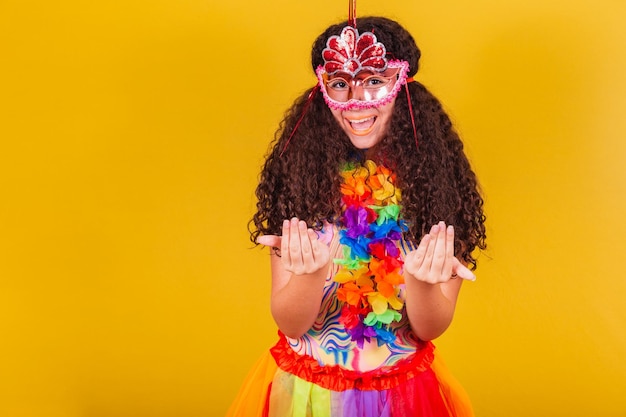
[1,0,625,416]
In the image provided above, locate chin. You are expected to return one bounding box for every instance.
[330,100,396,152]
[349,140,380,151]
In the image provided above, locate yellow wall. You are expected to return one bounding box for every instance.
[1,0,625,416]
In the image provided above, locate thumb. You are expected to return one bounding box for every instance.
[453,258,476,281]
[257,234,282,248]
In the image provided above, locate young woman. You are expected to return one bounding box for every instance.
[228,12,486,417]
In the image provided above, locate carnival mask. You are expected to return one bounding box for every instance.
[316,26,410,111]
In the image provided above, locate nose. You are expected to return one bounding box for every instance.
[348,81,366,101]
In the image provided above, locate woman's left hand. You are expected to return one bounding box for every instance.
[404,221,475,284]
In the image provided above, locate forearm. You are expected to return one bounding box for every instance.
[264,217,332,339]
[404,277,460,341]
[271,271,327,338]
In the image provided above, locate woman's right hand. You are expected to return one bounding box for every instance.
[257,217,330,276]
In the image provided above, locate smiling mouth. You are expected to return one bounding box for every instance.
[346,115,376,136]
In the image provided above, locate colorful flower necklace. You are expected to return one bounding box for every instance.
[334,160,408,347]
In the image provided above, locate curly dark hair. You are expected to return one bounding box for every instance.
[249,16,486,269]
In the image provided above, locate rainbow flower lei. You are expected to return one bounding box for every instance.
[334,160,408,347]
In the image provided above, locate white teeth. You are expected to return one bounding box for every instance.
[348,116,375,124]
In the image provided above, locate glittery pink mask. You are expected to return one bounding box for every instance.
[317,26,410,111]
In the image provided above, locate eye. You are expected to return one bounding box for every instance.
[363,76,390,88]
[327,78,349,90]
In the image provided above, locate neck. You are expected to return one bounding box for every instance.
[364,145,380,161]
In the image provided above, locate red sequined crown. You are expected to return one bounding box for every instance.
[322,26,387,76]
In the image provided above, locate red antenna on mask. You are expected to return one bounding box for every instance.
[348,0,357,27]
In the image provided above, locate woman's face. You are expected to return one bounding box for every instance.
[330,98,396,151]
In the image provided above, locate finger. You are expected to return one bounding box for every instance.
[440,224,455,279]
[298,220,315,268]
[281,219,291,266]
[289,217,304,270]
[307,228,323,263]
[405,233,431,276]
[452,258,476,281]
[257,234,281,248]
[430,221,448,274]
[418,224,439,275]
